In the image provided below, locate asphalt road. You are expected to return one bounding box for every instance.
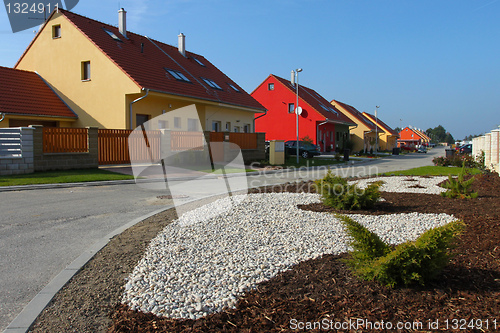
[0,146,444,331]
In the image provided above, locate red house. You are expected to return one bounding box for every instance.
[251,74,355,152]
[398,126,430,149]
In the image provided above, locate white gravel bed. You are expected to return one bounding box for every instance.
[122,190,456,320]
[350,176,448,194]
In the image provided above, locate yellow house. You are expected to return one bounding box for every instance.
[362,112,399,151]
[330,99,382,153]
[15,8,265,131]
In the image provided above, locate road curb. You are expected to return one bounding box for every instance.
[3,205,174,333]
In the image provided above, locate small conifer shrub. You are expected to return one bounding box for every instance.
[314,171,381,210]
[440,162,478,199]
[338,214,464,287]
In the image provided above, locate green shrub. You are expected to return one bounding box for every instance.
[314,171,381,210]
[440,162,478,199]
[339,215,464,287]
[433,153,481,169]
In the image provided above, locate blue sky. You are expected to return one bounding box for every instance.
[1,0,499,140]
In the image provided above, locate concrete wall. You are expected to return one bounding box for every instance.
[0,127,34,175]
[472,128,500,173]
[31,126,98,172]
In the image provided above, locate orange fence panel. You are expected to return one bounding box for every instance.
[98,129,161,165]
[171,131,205,151]
[43,127,88,153]
[210,132,224,142]
[229,133,257,150]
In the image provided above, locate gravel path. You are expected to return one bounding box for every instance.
[122,177,455,320]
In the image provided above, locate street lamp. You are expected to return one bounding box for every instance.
[291,68,303,163]
[375,106,380,152]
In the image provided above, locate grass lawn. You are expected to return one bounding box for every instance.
[271,156,345,168]
[0,168,135,186]
[379,165,483,176]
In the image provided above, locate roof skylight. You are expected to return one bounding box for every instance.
[201,78,222,90]
[103,28,122,42]
[165,68,191,82]
[228,83,240,92]
[193,57,205,67]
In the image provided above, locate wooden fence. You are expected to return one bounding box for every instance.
[229,132,257,149]
[98,129,161,165]
[43,127,88,153]
[40,127,261,165]
[171,131,205,151]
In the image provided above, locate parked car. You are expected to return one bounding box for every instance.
[458,144,472,154]
[284,140,321,158]
[416,146,427,153]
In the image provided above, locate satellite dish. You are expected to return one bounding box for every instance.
[295,106,302,115]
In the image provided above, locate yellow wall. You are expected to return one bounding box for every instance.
[330,101,373,152]
[16,12,140,129]
[0,115,76,128]
[128,92,258,132]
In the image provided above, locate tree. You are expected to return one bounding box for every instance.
[426,125,452,143]
[394,127,402,134]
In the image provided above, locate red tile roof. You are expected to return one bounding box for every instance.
[362,112,398,136]
[0,66,77,118]
[40,9,265,112]
[331,100,379,131]
[269,75,356,125]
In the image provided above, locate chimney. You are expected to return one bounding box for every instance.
[178,33,186,56]
[118,8,127,38]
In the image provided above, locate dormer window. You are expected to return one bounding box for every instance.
[165,68,191,82]
[52,24,61,38]
[193,57,205,67]
[201,78,222,90]
[103,28,122,42]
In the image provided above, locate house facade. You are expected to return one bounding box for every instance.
[14,9,265,131]
[0,66,77,128]
[251,74,355,152]
[330,100,381,153]
[398,126,430,148]
[362,112,399,151]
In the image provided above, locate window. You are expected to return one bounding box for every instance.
[201,78,222,90]
[187,118,198,132]
[165,68,191,82]
[81,61,90,81]
[174,117,181,128]
[193,57,205,67]
[336,132,340,141]
[243,124,250,133]
[288,103,295,114]
[228,83,240,92]
[158,120,169,129]
[225,122,231,131]
[233,126,240,133]
[268,83,274,91]
[330,131,333,141]
[136,114,150,128]
[52,24,61,38]
[103,28,122,42]
[212,121,221,132]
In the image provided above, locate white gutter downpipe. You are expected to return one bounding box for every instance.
[129,89,149,129]
[118,8,127,38]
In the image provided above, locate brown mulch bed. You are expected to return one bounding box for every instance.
[30,174,500,332]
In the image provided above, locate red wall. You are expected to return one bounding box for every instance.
[252,76,336,152]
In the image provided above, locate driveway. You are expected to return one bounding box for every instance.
[0,146,443,331]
